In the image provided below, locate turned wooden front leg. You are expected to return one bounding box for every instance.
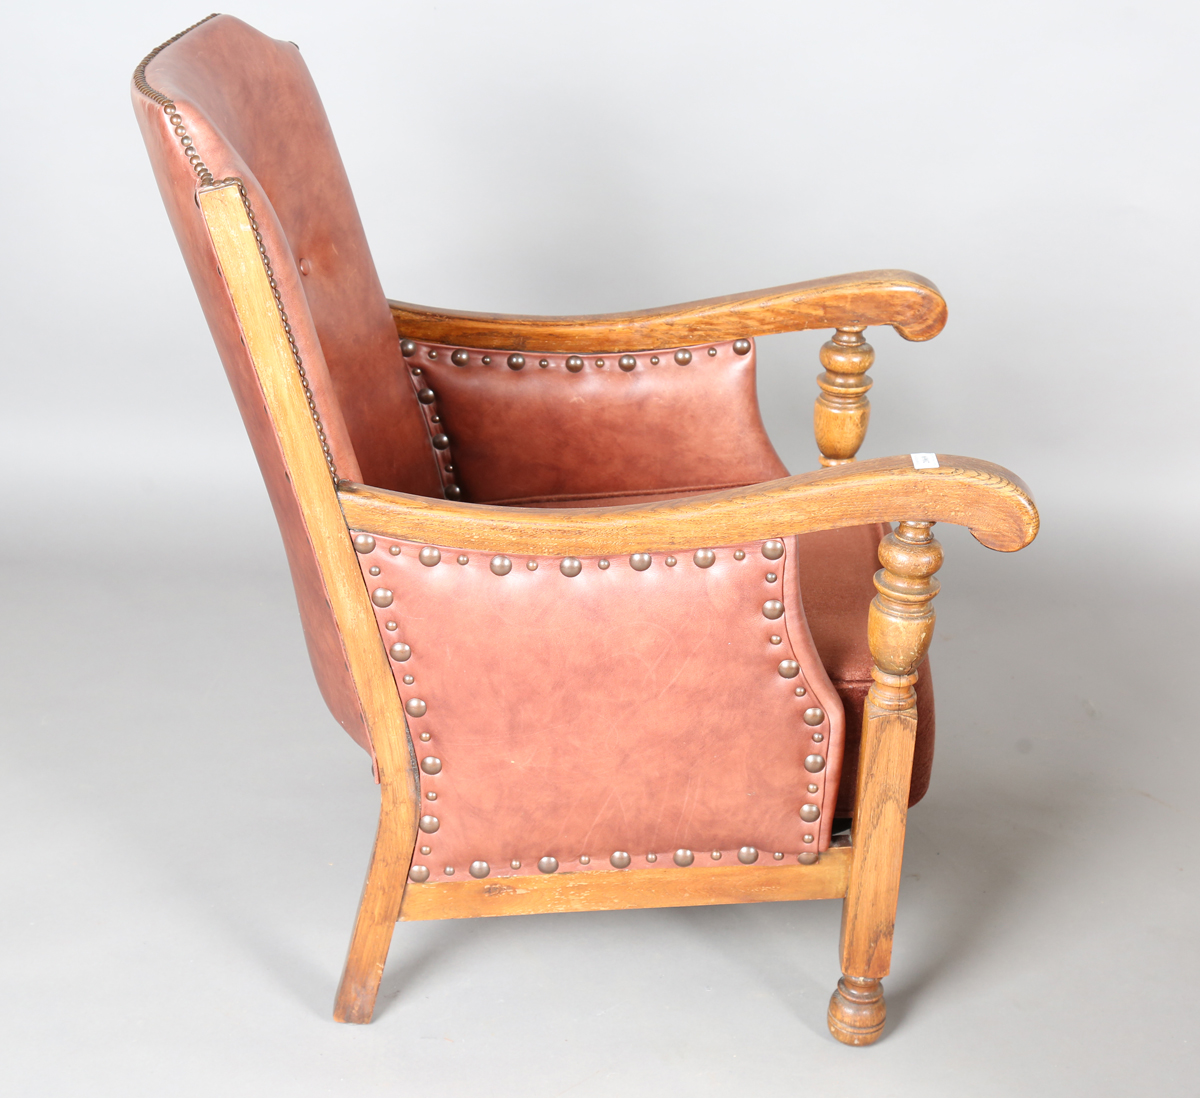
[828,520,942,1045]
[814,327,874,466]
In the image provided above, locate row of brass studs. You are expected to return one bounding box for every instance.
[408,846,823,883]
[135,20,338,485]
[404,363,461,500]
[401,338,752,372]
[757,537,825,863]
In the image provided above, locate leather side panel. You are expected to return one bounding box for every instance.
[133,60,374,755]
[352,536,844,883]
[402,339,789,505]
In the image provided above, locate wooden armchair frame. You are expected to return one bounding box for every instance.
[199,181,1037,1043]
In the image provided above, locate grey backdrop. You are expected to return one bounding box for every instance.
[2,2,1197,1095]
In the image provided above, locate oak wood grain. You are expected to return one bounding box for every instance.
[399,848,852,921]
[338,455,1037,556]
[388,269,947,352]
[199,183,420,1025]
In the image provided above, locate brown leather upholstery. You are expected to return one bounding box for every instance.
[133,14,933,814]
[357,534,844,876]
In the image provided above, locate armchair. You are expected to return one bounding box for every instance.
[133,15,1038,1044]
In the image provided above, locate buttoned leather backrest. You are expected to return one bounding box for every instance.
[136,14,443,498]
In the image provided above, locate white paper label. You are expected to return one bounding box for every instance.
[910,453,939,469]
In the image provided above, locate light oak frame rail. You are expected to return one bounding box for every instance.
[200,179,1038,1043]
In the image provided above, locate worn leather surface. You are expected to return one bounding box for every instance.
[406,339,788,505]
[355,535,844,882]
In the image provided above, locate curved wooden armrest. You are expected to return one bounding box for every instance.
[338,455,1036,555]
[388,269,947,353]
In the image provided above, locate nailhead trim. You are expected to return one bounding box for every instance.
[353,531,826,880]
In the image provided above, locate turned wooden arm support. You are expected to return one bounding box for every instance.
[388,269,947,353]
[338,454,1037,556]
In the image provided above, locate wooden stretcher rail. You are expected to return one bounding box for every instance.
[399,848,853,921]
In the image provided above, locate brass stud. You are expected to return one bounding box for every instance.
[457,555,469,564]
[773,852,784,860]
[427,350,438,359]
[419,815,439,833]
[804,754,826,773]
[762,600,784,619]
[371,588,394,608]
[800,804,820,823]
[390,642,411,662]
[470,860,490,879]
[353,533,376,554]
[560,557,582,577]
[808,783,819,793]
[619,355,636,371]
[526,560,538,571]
[418,388,436,404]
[733,339,751,355]
[408,865,429,882]
[420,756,442,775]
[734,550,745,560]
[511,860,521,870]
[707,347,717,356]
[369,565,381,576]
[431,414,441,423]
[803,834,814,844]
[778,660,800,678]
[710,851,722,860]
[598,559,610,569]
[539,359,549,367]
[812,732,824,742]
[766,572,777,583]
[445,866,455,875]
[798,852,818,865]
[421,845,430,855]
[738,846,758,864]
[385,621,397,631]
[425,790,435,799]
[609,851,631,869]
[665,556,677,566]
[406,698,428,718]
[693,549,715,568]
[404,674,415,685]
[400,340,416,357]
[451,349,469,366]
[432,434,450,450]
[770,635,782,645]
[674,349,692,364]
[419,546,441,567]
[762,540,785,560]
[482,355,491,364]
[630,553,652,571]
[804,707,825,726]
[411,367,423,375]
[580,855,590,865]
[444,485,462,500]
[650,356,659,364]
[507,353,525,370]
[420,731,431,741]
[538,856,558,874]
[490,555,512,576]
[566,355,584,372]
[390,546,402,556]
[646,853,657,862]
[595,359,604,368]
[673,849,694,867]
[795,686,807,696]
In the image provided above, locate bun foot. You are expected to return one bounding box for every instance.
[827,975,886,1045]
